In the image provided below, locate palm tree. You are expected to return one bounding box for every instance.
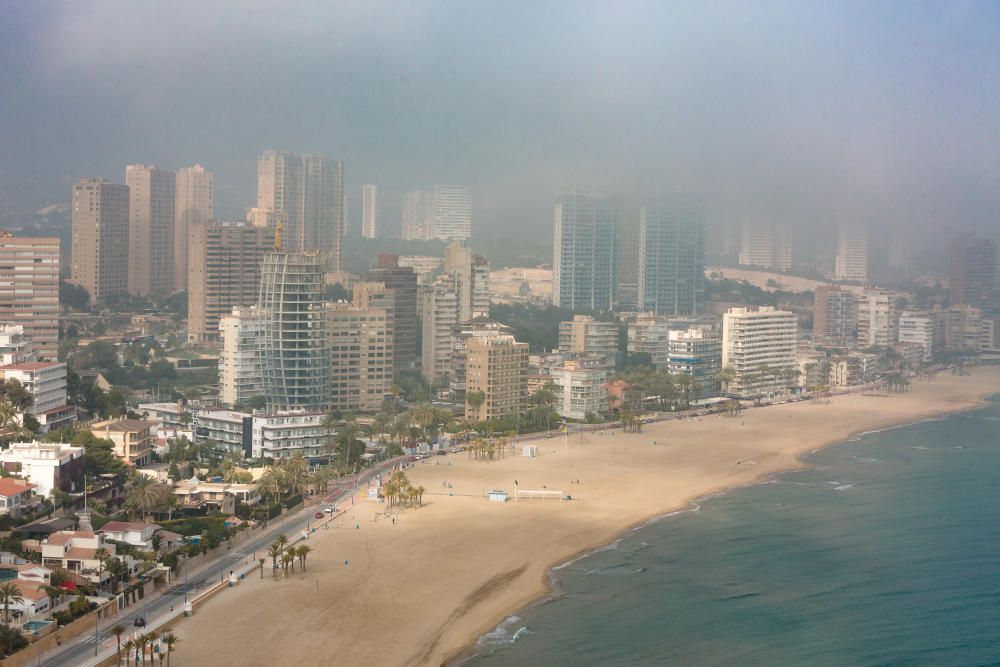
[110,623,127,664]
[266,543,282,578]
[321,411,338,458]
[296,545,312,572]
[283,453,309,495]
[258,557,266,579]
[122,639,136,666]
[144,631,159,664]
[160,632,179,667]
[95,547,109,589]
[281,552,294,577]
[716,366,736,396]
[135,633,149,665]
[126,474,163,521]
[416,485,425,507]
[0,582,23,625]
[465,390,486,420]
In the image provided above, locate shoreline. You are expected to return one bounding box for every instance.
[446,387,999,666]
[174,370,1000,667]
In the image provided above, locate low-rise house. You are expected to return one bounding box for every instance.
[0,478,39,519]
[98,521,184,553]
[171,478,259,515]
[40,530,137,586]
[90,418,156,466]
[195,410,254,458]
[251,411,327,459]
[0,442,85,496]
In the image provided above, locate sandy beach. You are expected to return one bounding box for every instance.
[171,368,1000,666]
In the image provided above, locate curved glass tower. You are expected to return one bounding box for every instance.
[258,251,330,411]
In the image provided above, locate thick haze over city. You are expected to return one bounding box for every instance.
[2,1,999,242]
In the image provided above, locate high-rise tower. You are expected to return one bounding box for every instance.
[552,186,618,311]
[126,164,176,295]
[71,178,129,302]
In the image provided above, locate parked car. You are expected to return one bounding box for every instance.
[315,512,324,519]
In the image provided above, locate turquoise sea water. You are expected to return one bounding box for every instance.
[467,398,1000,666]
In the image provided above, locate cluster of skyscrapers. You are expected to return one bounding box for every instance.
[552,186,706,316]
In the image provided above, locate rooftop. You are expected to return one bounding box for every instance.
[0,478,35,497]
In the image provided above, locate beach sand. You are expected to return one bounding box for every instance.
[172,368,1000,666]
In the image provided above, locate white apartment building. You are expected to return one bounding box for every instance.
[443,241,490,321]
[897,310,935,362]
[0,442,85,496]
[361,184,378,239]
[219,306,265,408]
[252,411,328,459]
[421,273,460,382]
[432,184,472,240]
[402,190,433,240]
[550,359,609,421]
[721,307,798,398]
[858,288,897,348]
[739,222,792,271]
[0,325,34,365]
[0,361,75,432]
[834,223,869,282]
[627,314,671,368]
[195,410,254,458]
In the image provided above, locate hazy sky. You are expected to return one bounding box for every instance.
[2,1,999,239]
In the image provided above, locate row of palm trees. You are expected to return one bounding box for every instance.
[113,627,179,666]
[382,471,425,509]
[262,534,312,579]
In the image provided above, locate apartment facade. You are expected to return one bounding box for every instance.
[667,327,723,399]
[257,151,345,270]
[218,306,265,408]
[188,221,273,342]
[0,233,60,358]
[432,184,472,240]
[949,235,997,311]
[834,223,869,282]
[258,251,331,411]
[126,164,176,296]
[402,190,433,240]
[637,205,704,316]
[627,314,671,368]
[464,335,529,422]
[251,411,328,459]
[558,315,619,366]
[365,255,418,378]
[550,359,608,420]
[897,310,935,362]
[327,302,394,413]
[857,287,897,348]
[739,222,792,271]
[361,184,378,239]
[553,186,618,311]
[813,285,858,346]
[721,307,798,398]
[443,241,490,322]
[421,273,460,382]
[174,164,214,291]
[71,178,129,301]
[0,361,74,432]
[195,410,254,458]
[90,418,156,466]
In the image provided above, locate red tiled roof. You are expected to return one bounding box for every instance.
[0,361,61,371]
[64,547,96,560]
[45,533,72,546]
[0,478,35,497]
[100,521,155,533]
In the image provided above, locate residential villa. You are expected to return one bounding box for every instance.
[98,521,183,552]
[90,418,156,466]
[40,530,138,586]
[0,442,85,496]
[171,478,259,515]
[0,478,39,519]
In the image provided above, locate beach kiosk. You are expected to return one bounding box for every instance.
[487,489,509,503]
[522,445,538,458]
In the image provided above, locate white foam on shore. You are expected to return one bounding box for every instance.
[476,615,531,648]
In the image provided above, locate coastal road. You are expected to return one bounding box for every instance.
[39,458,406,667]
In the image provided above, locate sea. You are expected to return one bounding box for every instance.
[465,397,1000,666]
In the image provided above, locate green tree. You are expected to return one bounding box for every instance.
[0,582,24,625]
